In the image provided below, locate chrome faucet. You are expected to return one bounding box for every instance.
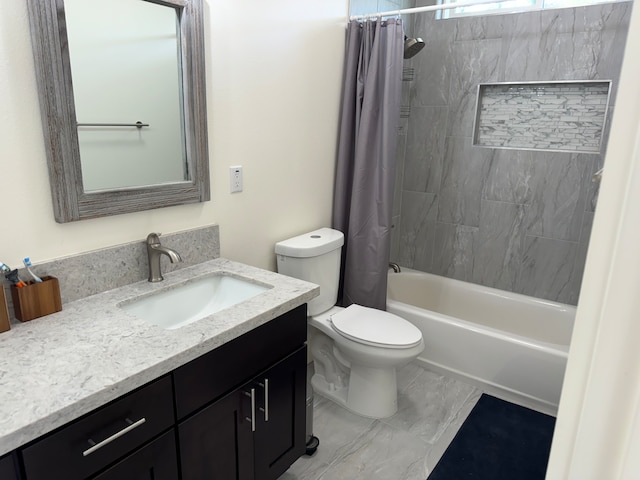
[389,262,401,273]
[146,233,182,282]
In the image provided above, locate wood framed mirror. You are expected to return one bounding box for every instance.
[26,0,210,223]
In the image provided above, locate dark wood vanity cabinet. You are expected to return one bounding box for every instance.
[175,304,308,480]
[178,347,307,480]
[0,452,21,480]
[15,304,308,480]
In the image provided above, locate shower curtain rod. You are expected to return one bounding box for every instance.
[349,0,504,20]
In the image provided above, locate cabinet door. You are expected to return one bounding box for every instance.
[253,347,307,480]
[92,431,178,480]
[0,452,20,480]
[179,389,254,480]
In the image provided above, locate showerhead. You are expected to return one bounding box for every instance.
[404,36,425,59]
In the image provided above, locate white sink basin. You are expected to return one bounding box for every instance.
[120,275,271,330]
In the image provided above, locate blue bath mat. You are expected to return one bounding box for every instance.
[428,394,555,480]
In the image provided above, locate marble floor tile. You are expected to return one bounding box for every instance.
[315,421,431,480]
[425,389,483,474]
[284,362,481,480]
[379,367,478,444]
[298,397,377,469]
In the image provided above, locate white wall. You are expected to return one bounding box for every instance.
[207,1,347,269]
[546,3,640,478]
[0,0,346,271]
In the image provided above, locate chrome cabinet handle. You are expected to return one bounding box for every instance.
[244,388,256,432]
[258,379,269,422]
[82,417,146,457]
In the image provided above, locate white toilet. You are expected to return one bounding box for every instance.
[276,228,424,418]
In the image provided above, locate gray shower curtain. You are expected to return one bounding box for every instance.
[333,18,403,310]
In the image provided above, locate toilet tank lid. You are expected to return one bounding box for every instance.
[275,228,344,258]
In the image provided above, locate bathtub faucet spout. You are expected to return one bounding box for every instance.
[389,262,401,273]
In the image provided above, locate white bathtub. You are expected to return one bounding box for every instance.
[386,269,575,415]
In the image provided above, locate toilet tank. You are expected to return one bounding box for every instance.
[275,228,344,316]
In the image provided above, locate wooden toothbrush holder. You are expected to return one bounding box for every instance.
[10,276,62,322]
[0,287,10,333]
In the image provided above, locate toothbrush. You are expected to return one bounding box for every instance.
[23,257,43,283]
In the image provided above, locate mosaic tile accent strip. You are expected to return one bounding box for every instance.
[474,82,611,152]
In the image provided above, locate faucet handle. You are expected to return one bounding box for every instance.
[146,232,162,244]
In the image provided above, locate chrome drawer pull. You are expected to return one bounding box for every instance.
[244,388,256,432]
[82,417,146,457]
[258,379,269,422]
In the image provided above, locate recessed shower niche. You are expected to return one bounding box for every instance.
[473,81,612,153]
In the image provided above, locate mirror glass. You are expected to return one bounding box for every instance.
[66,0,186,191]
[27,0,209,223]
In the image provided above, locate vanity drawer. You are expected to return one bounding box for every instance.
[21,375,174,480]
[174,303,307,418]
[93,430,178,480]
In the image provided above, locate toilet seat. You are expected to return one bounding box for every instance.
[330,304,422,349]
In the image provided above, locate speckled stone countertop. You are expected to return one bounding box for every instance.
[0,258,318,456]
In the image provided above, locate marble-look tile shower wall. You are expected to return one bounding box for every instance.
[390,1,631,305]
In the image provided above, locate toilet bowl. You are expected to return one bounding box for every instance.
[275,228,424,419]
[309,305,424,418]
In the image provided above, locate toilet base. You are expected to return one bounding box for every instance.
[311,364,398,418]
